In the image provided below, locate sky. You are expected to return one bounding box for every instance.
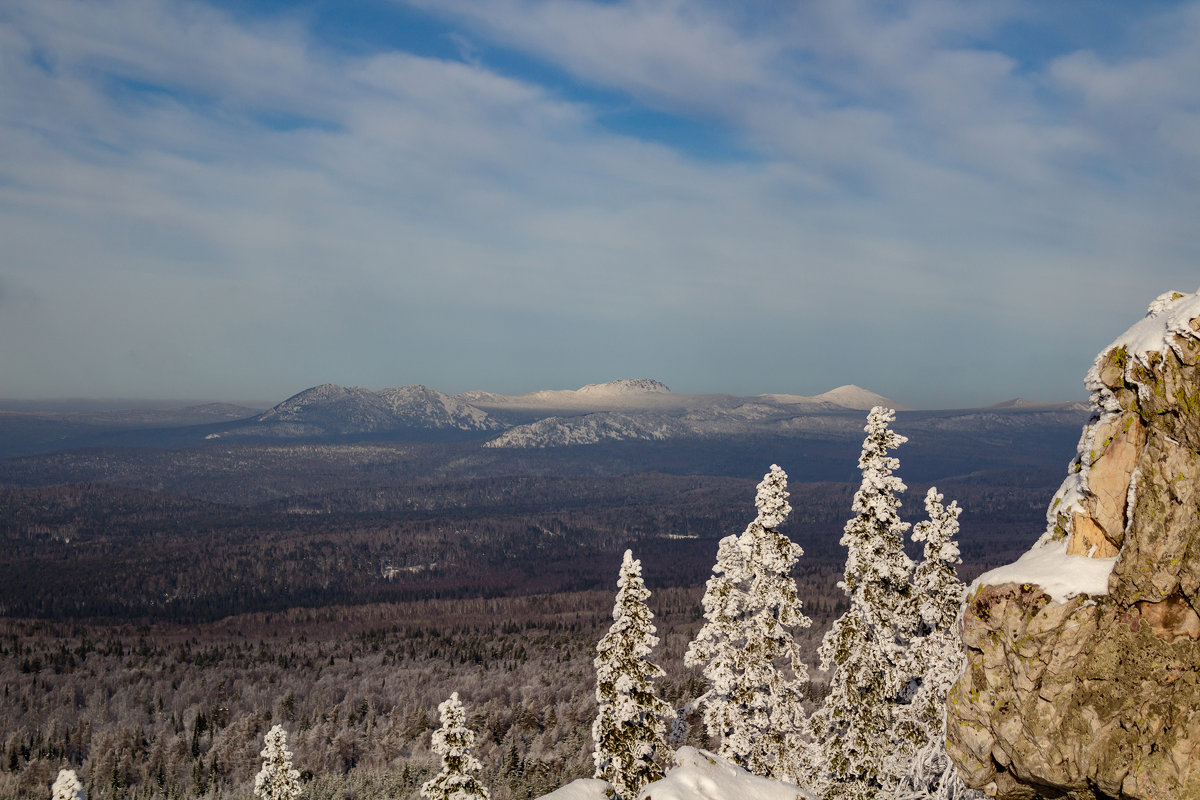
[1,0,1199,409]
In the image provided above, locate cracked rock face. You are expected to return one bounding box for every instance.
[946,290,1200,800]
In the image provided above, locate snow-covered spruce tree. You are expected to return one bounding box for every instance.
[681,531,745,741]
[809,407,916,800]
[685,464,813,783]
[422,692,490,800]
[887,488,982,800]
[52,769,85,800]
[592,549,674,799]
[254,725,301,800]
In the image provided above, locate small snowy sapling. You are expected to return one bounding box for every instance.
[52,769,85,800]
[254,725,301,800]
[422,692,491,800]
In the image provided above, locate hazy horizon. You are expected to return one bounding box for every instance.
[0,376,1086,413]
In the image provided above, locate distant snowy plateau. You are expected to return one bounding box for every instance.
[202,378,1088,449]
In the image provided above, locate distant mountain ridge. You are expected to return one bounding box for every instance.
[0,378,1090,454]
[986,397,1088,411]
[191,378,1093,447]
[198,378,920,442]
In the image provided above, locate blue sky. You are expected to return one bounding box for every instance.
[2,0,1198,408]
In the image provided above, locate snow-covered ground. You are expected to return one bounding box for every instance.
[538,748,811,800]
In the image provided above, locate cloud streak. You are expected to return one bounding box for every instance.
[1,0,1198,406]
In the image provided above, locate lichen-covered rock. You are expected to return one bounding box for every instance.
[947,289,1200,800]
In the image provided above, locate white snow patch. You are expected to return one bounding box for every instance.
[971,538,1117,603]
[635,747,812,800]
[535,778,610,800]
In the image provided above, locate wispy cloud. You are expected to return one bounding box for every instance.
[1,0,1198,405]
[403,0,791,117]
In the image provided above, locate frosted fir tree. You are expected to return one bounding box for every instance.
[254,725,301,800]
[809,407,915,800]
[909,488,964,642]
[422,693,490,800]
[887,488,982,800]
[51,769,85,800]
[685,464,813,783]
[682,531,746,743]
[592,549,674,799]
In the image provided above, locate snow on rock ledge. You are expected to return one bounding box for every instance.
[947,288,1200,800]
[969,538,1117,604]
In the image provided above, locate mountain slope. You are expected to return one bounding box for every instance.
[812,384,910,411]
[216,384,501,439]
[484,402,1086,450]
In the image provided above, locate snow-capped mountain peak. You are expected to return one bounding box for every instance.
[575,378,671,396]
[811,384,910,411]
[456,379,682,412]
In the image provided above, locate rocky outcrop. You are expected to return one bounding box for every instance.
[947,290,1200,800]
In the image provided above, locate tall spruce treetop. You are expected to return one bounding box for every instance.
[254,726,301,800]
[422,693,490,800]
[592,549,674,800]
[839,406,913,607]
[685,464,812,783]
[52,769,85,800]
[809,407,915,800]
